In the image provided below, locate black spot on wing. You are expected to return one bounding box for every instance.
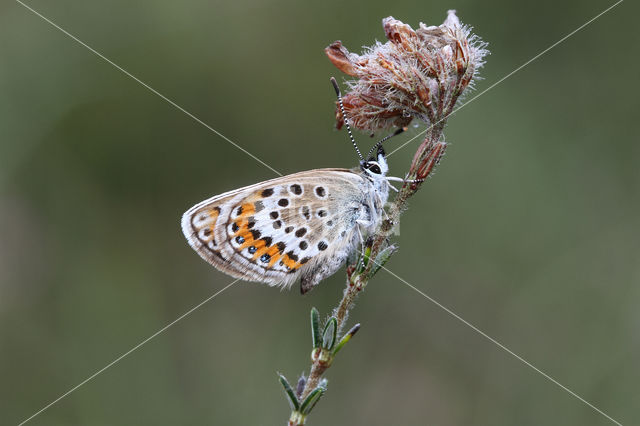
[301,206,310,220]
[290,184,302,195]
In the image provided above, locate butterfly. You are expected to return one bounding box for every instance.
[181,79,409,294]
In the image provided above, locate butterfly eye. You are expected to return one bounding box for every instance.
[366,163,381,175]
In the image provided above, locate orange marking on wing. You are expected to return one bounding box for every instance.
[207,224,216,240]
[261,245,284,268]
[281,254,297,269]
[251,241,281,262]
[237,229,253,241]
[251,243,270,260]
[241,238,264,253]
[239,203,255,218]
[267,252,282,268]
[231,219,249,234]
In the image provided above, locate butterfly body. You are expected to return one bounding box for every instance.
[181,153,390,293]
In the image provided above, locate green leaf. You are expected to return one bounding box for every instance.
[369,244,397,276]
[300,379,328,415]
[332,323,361,356]
[278,373,300,411]
[358,245,372,273]
[310,307,321,349]
[322,317,338,350]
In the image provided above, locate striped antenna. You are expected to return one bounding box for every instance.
[330,77,363,161]
[366,127,406,159]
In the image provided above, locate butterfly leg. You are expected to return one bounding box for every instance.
[355,219,370,245]
[355,219,373,269]
[372,192,391,221]
[355,221,365,253]
[386,180,400,192]
[386,176,425,185]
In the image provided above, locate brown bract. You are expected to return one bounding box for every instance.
[326,10,488,132]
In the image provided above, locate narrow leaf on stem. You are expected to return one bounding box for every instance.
[300,379,328,415]
[359,245,372,273]
[322,317,338,350]
[278,373,300,411]
[310,307,321,349]
[369,245,397,277]
[332,323,361,356]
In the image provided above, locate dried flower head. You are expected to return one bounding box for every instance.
[326,10,488,132]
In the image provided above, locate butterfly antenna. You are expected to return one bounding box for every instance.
[366,127,406,159]
[330,77,363,161]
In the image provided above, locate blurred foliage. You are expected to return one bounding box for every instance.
[1,0,639,425]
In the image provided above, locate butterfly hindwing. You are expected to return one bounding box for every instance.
[182,169,368,289]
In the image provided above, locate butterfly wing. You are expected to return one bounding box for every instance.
[181,169,369,289]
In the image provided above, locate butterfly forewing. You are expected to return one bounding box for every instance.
[182,169,367,288]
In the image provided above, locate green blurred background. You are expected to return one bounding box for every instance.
[1,0,639,424]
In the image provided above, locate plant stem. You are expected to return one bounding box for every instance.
[297,124,445,406]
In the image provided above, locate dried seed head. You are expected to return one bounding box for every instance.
[326,10,488,132]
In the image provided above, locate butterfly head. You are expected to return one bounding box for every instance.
[361,143,388,179]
